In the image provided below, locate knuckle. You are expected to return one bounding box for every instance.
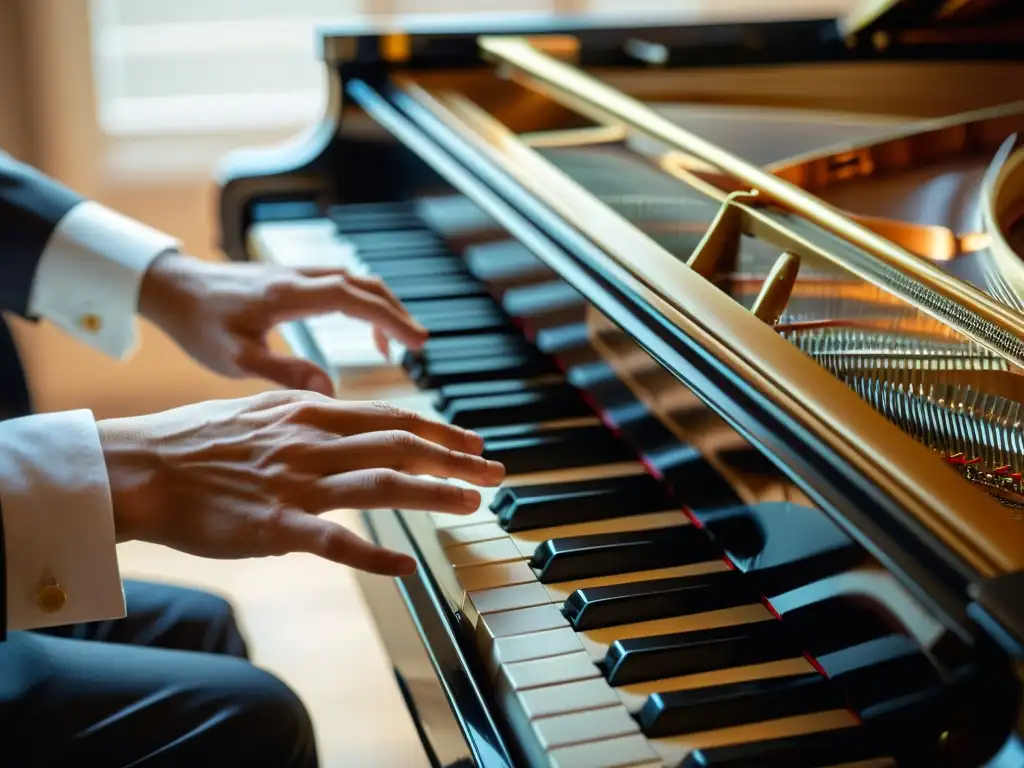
[255,388,311,409]
[254,440,302,470]
[363,276,386,292]
[262,276,298,305]
[366,468,402,492]
[286,399,329,423]
[369,400,419,423]
[381,429,417,450]
[313,525,336,557]
[257,504,291,551]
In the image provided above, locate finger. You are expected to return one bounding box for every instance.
[238,346,333,395]
[278,276,427,348]
[317,401,485,455]
[339,282,428,348]
[314,469,483,515]
[320,430,504,486]
[343,274,426,352]
[372,326,391,361]
[277,509,416,575]
[301,269,412,321]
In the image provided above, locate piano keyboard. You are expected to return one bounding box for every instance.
[249,200,956,768]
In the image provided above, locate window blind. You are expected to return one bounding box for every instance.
[88,0,857,135]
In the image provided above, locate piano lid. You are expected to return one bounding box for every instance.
[841,0,1024,49]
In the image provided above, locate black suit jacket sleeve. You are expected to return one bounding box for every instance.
[0,150,84,317]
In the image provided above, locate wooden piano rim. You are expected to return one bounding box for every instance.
[388,77,1022,586]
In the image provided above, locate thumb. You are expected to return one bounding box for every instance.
[240,348,333,395]
[279,510,417,576]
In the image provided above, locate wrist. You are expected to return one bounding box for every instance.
[97,417,165,543]
[138,249,200,325]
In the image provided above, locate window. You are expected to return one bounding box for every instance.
[88,0,859,136]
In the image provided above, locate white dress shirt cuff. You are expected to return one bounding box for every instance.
[1,409,125,630]
[27,201,180,359]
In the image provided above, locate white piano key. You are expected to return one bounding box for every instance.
[532,705,641,751]
[468,581,553,616]
[456,560,537,593]
[503,650,601,691]
[488,627,586,678]
[548,733,661,768]
[438,521,507,548]
[478,603,570,654]
[447,537,524,569]
[432,501,500,530]
[517,677,623,720]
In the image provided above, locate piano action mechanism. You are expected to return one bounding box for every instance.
[218,1,1024,765]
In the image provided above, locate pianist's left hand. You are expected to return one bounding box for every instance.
[138,252,428,395]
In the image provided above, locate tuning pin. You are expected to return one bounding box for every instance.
[751,251,801,327]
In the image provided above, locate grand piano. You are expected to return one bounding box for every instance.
[216,1,1024,765]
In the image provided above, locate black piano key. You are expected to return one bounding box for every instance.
[341,228,440,249]
[700,502,866,596]
[386,275,488,301]
[679,724,894,768]
[409,296,498,319]
[818,634,939,711]
[563,570,757,631]
[530,525,717,583]
[327,203,421,233]
[492,473,675,532]
[638,672,838,738]
[441,387,592,430]
[369,256,467,279]
[778,595,896,659]
[358,243,452,263]
[465,240,550,285]
[603,619,796,686]
[408,353,555,389]
[536,323,590,355]
[434,378,564,410]
[482,424,635,475]
[416,309,510,337]
[502,281,586,327]
[403,335,536,373]
[414,332,531,359]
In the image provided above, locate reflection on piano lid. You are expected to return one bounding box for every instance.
[217,2,1024,766]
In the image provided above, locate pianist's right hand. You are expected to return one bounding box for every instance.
[96,390,505,576]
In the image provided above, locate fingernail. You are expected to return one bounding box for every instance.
[308,373,332,394]
[460,487,481,510]
[485,459,505,479]
[394,555,417,575]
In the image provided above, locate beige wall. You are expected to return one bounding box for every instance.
[0,1,30,160]
[2,0,272,419]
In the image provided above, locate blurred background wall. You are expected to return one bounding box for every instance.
[2,0,272,419]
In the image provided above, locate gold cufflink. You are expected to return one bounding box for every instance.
[79,313,102,333]
[36,577,67,613]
